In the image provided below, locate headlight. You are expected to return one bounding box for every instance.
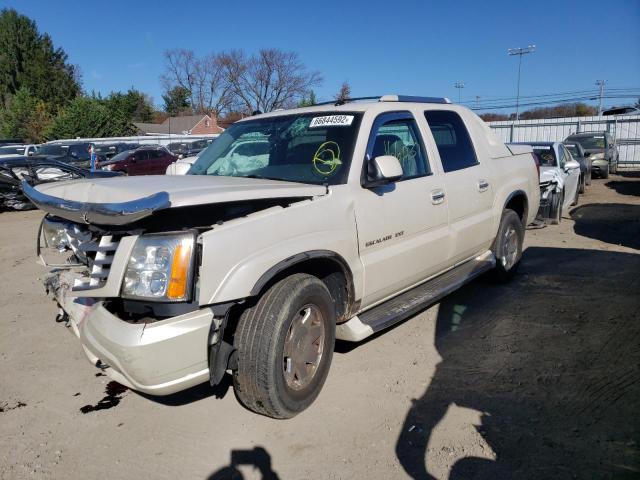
[42,217,72,252]
[122,233,196,302]
[590,153,605,160]
[103,164,113,171]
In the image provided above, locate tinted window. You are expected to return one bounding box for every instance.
[530,145,557,167]
[370,117,428,180]
[424,111,478,172]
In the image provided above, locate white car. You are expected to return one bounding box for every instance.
[510,142,580,224]
[0,144,38,158]
[27,95,540,418]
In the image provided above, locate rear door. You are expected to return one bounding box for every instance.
[423,110,496,263]
[355,111,450,307]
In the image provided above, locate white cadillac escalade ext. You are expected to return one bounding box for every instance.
[25,95,540,418]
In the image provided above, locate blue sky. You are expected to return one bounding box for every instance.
[3,0,639,113]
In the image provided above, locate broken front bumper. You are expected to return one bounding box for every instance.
[50,272,214,396]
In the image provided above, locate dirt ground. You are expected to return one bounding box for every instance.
[1,172,639,480]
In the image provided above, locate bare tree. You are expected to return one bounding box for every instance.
[161,49,233,116]
[335,82,351,103]
[220,49,322,113]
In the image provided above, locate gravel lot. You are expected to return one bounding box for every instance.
[1,172,639,480]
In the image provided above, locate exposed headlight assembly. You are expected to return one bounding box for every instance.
[122,232,196,302]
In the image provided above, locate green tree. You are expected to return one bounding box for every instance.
[46,96,135,140]
[0,8,80,112]
[162,86,191,116]
[297,90,318,107]
[0,86,52,142]
[105,88,154,123]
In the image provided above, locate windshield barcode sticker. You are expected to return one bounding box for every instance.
[309,115,354,128]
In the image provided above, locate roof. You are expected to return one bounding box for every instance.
[566,132,607,137]
[134,115,212,135]
[241,95,458,122]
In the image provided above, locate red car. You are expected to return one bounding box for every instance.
[101,146,177,175]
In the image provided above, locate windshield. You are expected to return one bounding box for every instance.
[108,150,134,162]
[564,144,579,157]
[0,146,25,155]
[530,145,557,166]
[36,144,67,156]
[570,136,605,149]
[189,112,363,185]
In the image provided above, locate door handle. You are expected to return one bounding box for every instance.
[478,179,489,192]
[431,189,445,204]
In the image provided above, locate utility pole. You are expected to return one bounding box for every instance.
[596,80,606,115]
[454,82,465,104]
[475,95,481,109]
[508,45,536,120]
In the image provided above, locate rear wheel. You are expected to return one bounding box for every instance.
[233,273,336,419]
[550,190,564,225]
[490,209,524,282]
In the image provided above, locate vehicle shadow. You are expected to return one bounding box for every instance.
[138,373,232,406]
[207,446,280,479]
[604,179,640,197]
[617,170,640,179]
[396,246,640,479]
[570,203,640,250]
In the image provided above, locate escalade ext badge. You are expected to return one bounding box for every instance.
[22,181,171,225]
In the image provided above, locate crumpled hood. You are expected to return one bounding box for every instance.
[34,174,326,208]
[539,166,565,190]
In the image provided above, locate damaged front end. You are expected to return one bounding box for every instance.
[24,177,319,395]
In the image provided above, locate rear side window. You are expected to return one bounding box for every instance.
[424,110,478,172]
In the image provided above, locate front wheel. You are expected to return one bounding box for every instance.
[490,209,524,282]
[579,175,585,194]
[233,273,336,418]
[601,165,610,179]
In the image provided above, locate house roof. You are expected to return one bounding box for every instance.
[134,115,213,135]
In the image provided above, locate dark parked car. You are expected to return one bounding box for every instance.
[0,157,123,211]
[167,139,212,158]
[93,143,139,164]
[564,132,618,178]
[563,141,591,193]
[33,142,94,168]
[100,146,177,175]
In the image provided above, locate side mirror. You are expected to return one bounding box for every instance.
[366,155,403,187]
[565,159,580,171]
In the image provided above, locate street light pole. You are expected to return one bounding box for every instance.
[508,45,536,120]
[595,80,606,115]
[454,81,465,104]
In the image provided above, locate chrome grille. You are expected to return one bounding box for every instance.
[72,235,121,291]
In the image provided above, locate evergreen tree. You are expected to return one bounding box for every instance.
[0,8,80,112]
[162,86,191,116]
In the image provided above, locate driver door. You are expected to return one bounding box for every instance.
[354,112,450,308]
[558,144,579,209]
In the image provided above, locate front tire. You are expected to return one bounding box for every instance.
[490,209,524,282]
[579,175,585,194]
[601,165,609,179]
[233,273,336,419]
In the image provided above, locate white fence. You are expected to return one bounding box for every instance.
[488,114,640,166]
[48,133,220,148]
